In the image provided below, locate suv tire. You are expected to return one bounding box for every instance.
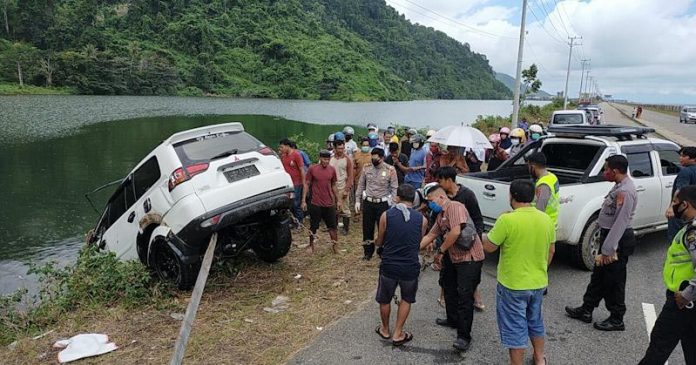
[152,240,198,290]
[571,214,601,271]
[252,214,292,263]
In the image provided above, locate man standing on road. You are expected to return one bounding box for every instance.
[356,148,398,260]
[566,155,637,331]
[528,152,560,229]
[385,142,409,185]
[279,138,306,228]
[666,147,696,241]
[483,179,555,365]
[374,184,428,346]
[437,166,486,310]
[400,128,415,158]
[330,140,354,235]
[420,185,484,352]
[301,150,339,254]
[639,185,696,365]
[343,126,357,156]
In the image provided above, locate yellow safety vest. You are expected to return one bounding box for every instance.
[663,226,695,292]
[535,172,560,229]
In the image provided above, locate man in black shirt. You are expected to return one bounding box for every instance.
[385,142,409,185]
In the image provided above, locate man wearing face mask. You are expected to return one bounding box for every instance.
[401,134,428,190]
[343,126,357,156]
[527,124,544,145]
[527,153,560,230]
[665,147,696,241]
[639,185,696,365]
[419,185,484,352]
[566,155,637,331]
[356,148,399,260]
[508,128,526,157]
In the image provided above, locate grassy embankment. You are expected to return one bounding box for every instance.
[0,224,378,365]
[0,83,76,95]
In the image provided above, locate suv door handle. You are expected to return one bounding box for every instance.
[636,186,646,192]
[483,192,496,198]
[143,198,152,213]
[127,211,136,223]
[665,183,673,189]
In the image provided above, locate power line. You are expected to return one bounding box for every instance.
[552,0,577,36]
[536,0,570,38]
[527,3,567,45]
[392,0,513,38]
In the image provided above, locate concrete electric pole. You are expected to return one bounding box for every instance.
[578,59,590,101]
[511,0,528,128]
[563,36,581,109]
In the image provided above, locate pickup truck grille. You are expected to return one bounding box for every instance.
[224,165,259,183]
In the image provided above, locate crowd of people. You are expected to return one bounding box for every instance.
[277,123,696,365]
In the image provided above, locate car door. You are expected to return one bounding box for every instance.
[623,146,661,228]
[655,146,680,224]
[118,156,165,261]
[107,175,140,260]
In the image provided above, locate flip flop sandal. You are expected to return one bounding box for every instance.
[375,326,390,340]
[392,332,413,346]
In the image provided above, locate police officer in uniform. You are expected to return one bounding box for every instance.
[639,185,696,364]
[355,147,398,260]
[566,155,637,331]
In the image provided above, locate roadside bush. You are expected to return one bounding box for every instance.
[472,115,510,136]
[290,133,321,163]
[0,245,168,345]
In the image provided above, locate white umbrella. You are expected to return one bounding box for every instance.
[428,126,493,149]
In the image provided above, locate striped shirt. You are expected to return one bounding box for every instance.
[429,200,485,263]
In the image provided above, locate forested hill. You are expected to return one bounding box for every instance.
[0,0,512,101]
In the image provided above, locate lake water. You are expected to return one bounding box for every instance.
[0,96,547,294]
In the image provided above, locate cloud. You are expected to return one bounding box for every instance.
[386,0,696,104]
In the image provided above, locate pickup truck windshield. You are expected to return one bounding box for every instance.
[553,114,584,124]
[542,143,601,171]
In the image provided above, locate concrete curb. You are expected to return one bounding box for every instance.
[608,103,695,147]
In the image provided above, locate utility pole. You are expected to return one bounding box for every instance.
[584,72,592,99]
[563,36,581,109]
[511,0,528,128]
[578,59,590,101]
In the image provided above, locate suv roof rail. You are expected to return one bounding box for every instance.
[547,124,654,140]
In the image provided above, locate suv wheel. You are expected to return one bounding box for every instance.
[571,214,601,270]
[152,240,197,290]
[252,214,292,263]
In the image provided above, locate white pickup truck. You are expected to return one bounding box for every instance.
[458,125,681,269]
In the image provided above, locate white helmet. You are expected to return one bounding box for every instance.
[529,124,543,133]
[343,126,355,135]
[426,129,436,138]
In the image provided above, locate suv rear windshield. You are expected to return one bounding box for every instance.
[553,114,583,124]
[174,131,263,164]
[541,143,601,171]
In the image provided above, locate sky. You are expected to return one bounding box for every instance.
[385,0,696,105]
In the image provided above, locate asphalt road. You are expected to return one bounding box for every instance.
[611,103,696,146]
[288,107,690,365]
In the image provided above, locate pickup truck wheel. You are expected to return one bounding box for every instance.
[252,216,292,263]
[152,240,197,290]
[572,215,601,271]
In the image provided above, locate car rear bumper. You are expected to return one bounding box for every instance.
[169,187,294,262]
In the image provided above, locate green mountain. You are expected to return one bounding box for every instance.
[495,72,551,98]
[0,0,511,101]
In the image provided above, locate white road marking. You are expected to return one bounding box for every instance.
[642,302,668,365]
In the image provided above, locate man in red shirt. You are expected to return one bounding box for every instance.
[279,139,306,228]
[302,150,339,253]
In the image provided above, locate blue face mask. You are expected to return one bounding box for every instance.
[428,201,443,214]
[361,146,370,153]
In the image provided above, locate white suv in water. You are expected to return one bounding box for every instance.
[87,122,294,289]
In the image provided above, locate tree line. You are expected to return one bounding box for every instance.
[0,0,512,100]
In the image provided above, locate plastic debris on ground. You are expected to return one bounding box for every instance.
[53,334,118,363]
[263,295,290,313]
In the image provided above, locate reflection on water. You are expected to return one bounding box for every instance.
[0,114,343,294]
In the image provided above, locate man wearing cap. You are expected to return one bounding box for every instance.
[356,147,399,260]
[400,128,415,158]
[302,150,339,254]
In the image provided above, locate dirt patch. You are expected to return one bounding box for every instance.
[0,227,379,364]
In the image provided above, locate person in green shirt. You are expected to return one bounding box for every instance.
[527,152,560,229]
[483,179,556,365]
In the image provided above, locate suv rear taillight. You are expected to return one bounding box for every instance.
[168,162,209,191]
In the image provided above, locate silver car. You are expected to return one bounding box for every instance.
[680,106,696,124]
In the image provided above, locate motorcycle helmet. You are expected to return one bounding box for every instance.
[333,131,346,141]
[529,124,543,133]
[489,133,501,143]
[499,127,511,135]
[342,126,355,135]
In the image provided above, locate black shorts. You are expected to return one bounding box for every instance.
[375,274,418,304]
[309,204,337,231]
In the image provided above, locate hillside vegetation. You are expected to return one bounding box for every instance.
[0,0,511,100]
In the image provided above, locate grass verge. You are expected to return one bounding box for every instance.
[0,225,378,364]
[0,83,76,95]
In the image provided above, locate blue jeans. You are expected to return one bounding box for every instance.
[496,283,546,349]
[292,185,303,224]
